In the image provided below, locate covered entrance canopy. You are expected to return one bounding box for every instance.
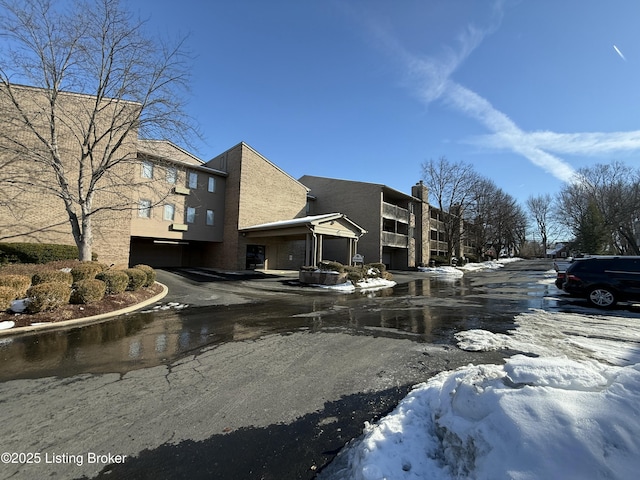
[240,213,367,267]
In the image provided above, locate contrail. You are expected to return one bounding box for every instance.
[613,45,626,61]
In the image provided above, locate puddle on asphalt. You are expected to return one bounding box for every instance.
[0,274,553,381]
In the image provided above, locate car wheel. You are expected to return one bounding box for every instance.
[587,287,617,308]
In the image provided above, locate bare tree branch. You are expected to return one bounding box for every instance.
[0,0,198,260]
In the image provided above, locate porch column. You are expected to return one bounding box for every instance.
[305,233,312,266]
[316,234,323,265]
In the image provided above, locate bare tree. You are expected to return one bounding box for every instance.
[466,177,497,259]
[488,189,527,257]
[467,179,526,259]
[421,157,479,259]
[557,162,640,255]
[0,0,196,260]
[526,194,553,255]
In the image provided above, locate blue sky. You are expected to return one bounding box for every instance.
[136,0,640,206]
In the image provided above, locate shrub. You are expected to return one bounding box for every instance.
[70,279,106,304]
[26,282,71,313]
[96,270,129,295]
[0,263,38,278]
[123,268,147,291]
[0,286,16,311]
[367,262,387,273]
[133,264,156,287]
[0,274,32,298]
[344,265,365,283]
[0,243,97,264]
[318,261,345,272]
[71,262,106,282]
[431,256,449,266]
[32,270,73,286]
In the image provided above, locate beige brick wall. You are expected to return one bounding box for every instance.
[0,85,136,265]
[206,143,309,270]
[130,152,226,243]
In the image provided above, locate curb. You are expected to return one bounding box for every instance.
[0,282,169,337]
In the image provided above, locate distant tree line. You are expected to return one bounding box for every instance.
[423,158,640,260]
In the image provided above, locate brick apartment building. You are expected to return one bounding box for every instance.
[299,176,427,269]
[1,85,468,270]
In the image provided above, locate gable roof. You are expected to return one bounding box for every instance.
[241,213,367,239]
[138,139,227,176]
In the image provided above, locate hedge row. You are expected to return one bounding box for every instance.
[0,262,157,313]
[0,243,97,264]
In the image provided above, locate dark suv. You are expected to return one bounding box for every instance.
[562,256,640,308]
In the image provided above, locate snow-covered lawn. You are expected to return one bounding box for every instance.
[320,308,640,479]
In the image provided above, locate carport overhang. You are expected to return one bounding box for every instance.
[240,213,367,266]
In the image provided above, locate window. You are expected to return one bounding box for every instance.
[206,210,214,226]
[188,172,198,189]
[141,160,154,179]
[138,199,151,218]
[163,204,175,221]
[186,207,196,224]
[166,166,177,184]
[208,176,216,192]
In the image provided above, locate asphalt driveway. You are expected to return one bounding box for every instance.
[0,260,553,479]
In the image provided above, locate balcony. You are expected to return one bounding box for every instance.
[173,185,191,195]
[382,202,409,223]
[382,231,409,248]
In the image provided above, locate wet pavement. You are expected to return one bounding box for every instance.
[0,259,558,479]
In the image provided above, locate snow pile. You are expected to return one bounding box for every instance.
[313,278,397,293]
[0,321,16,330]
[419,258,524,277]
[459,261,498,272]
[320,308,640,480]
[417,266,464,278]
[314,282,356,293]
[356,278,397,292]
[323,356,639,480]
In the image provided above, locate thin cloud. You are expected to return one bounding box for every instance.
[359,2,639,184]
[400,2,578,183]
[613,45,627,61]
[444,82,578,183]
[471,130,640,156]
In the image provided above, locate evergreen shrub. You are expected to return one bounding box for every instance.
[318,261,345,272]
[96,270,129,295]
[0,274,32,297]
[123,268,147,291]
[70,279,106,304]
[0,286,16,311]
[133,264,156,287]
[71,262,105,282]
[0,243,96,264]
[26,282,71,313]
[32,270,73,286]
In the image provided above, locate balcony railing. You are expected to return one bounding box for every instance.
[382,202,409,223]
[382,231,409,248]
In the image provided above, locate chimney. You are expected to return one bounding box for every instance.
[412,180,428,201]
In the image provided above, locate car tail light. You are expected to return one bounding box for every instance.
[567,274,581,283]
